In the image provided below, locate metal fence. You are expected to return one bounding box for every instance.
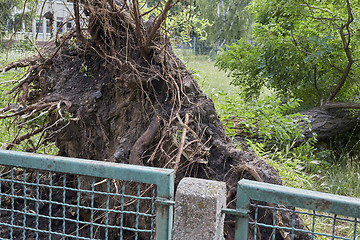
[230,179,360,240]
[172,37,240,56]
[0,150,174,240]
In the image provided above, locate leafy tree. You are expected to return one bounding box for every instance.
[166,4,211,43]
[0,0,24,36]
[216,0,360,108]
[195,0,253,51]
[140,1,211,45]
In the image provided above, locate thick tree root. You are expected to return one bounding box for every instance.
[129,114,161,165]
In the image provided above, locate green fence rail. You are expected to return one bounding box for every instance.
[231,179,360,240]
[0,150,174,240]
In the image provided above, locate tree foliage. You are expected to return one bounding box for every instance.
[139,1,211,44]
[195,0,253,50]
[167,4,212,43]
[0,0,23,35]
[216,0,360,108]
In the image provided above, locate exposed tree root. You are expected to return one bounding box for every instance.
[129,114,161,165]
[1,56,38,73]
[6,124,47,150]
[0,102,57,119]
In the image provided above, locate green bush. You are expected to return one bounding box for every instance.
[212,93,326,186]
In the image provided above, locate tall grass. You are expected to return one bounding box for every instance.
[316,160,360,198]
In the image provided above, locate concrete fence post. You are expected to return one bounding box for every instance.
[172,177,226,240]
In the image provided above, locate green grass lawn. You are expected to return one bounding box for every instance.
[174,48,238,95]
[0,52,24,149]
[174,48,274,102]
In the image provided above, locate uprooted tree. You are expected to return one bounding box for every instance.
[0,0,310,239]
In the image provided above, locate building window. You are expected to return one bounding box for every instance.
[46,19,52,34]
[36,18,43,34]
[57,17,63,33]
[66,21,73,31]
[24,18,32,33]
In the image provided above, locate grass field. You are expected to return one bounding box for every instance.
[174,48,237,95]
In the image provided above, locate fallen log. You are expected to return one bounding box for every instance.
[299,107,359,142]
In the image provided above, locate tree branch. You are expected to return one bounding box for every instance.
[35,0,47,40]
[140,0,161,17]
[6,0,29,51]
[300,3,335,15]
[290,31,312,54]
[313,64,323,105]
[331,63,360,90]
[144,0,174,54]
[304,16,346,23]
[73,0,85,42]
[325,0,354,103]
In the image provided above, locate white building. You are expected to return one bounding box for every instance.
[14,0,74,42]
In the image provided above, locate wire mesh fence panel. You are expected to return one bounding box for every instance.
[249,203,359,240]
[172,36,239,55]
[0,150,174,240]
[224,179,360,240]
